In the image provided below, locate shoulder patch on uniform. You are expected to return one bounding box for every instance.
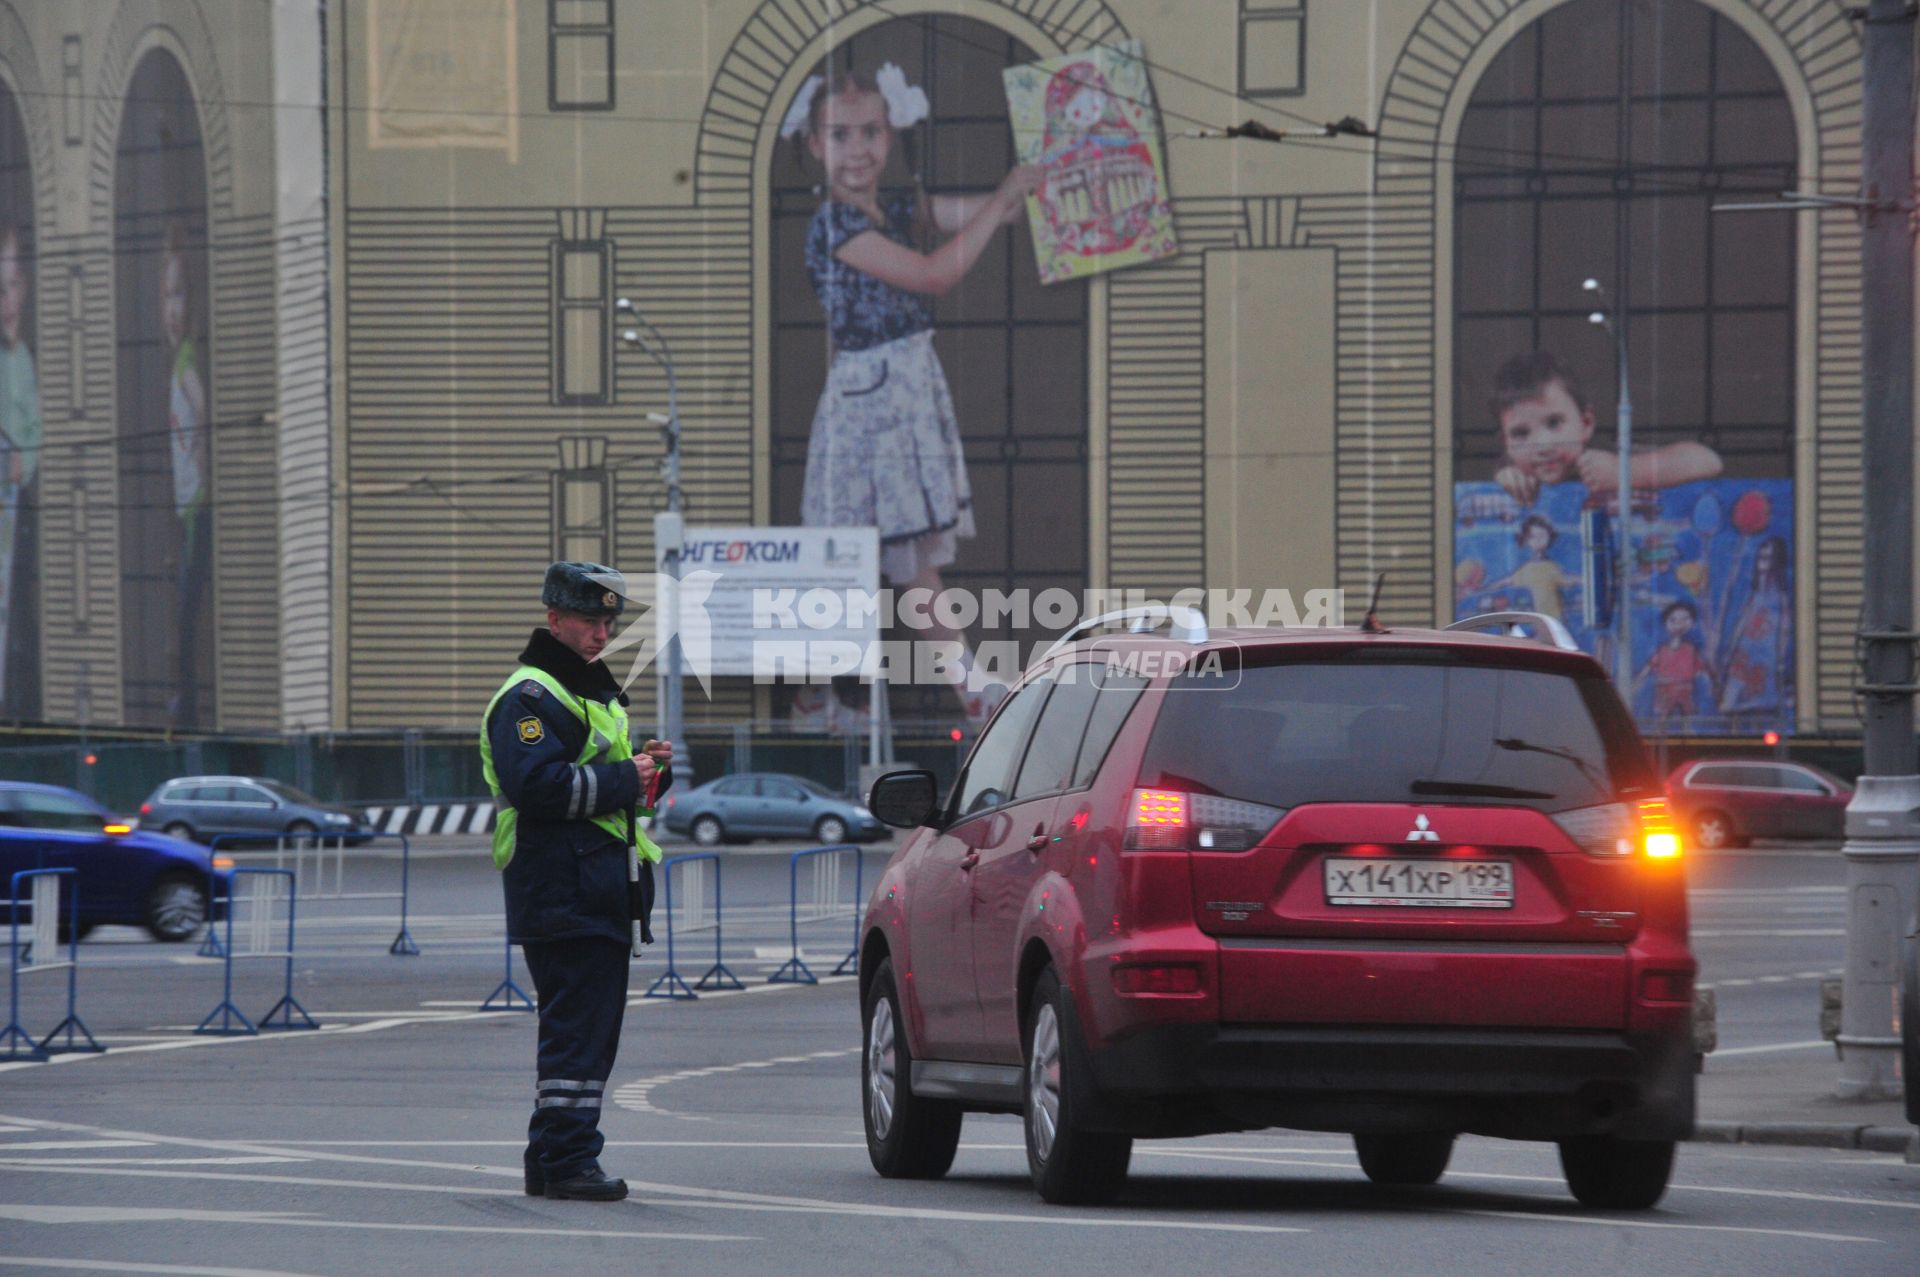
[519,680,545,699]
[516,716,545,744]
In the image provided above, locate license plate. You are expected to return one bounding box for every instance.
[1323,857,1514,908]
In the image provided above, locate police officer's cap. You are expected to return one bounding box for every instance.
[542,561,626,618]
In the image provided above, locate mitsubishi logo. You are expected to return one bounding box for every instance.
[1406,813,1440,842]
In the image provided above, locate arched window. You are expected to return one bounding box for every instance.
[769,15,1090,725]
[115,48,213,729]
[1450,0,1799,737]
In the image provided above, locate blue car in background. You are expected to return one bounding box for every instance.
[0,782,231,942]
[660,773,887,846]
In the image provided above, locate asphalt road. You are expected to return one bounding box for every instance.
[0,837,1912,1276]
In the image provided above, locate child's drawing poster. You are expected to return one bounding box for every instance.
[1003,41,1178,285]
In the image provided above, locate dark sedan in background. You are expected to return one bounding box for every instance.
[660,773,887,846]
[137,776,372,847]
[1666,759,1852,849]
[0,781,230,941]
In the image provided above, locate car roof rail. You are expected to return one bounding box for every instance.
[1443,610,1582,653]
[1040,603,1209,663]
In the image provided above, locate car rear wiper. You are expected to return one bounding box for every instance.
[1409,779,1554,800]
[1493,736,1606,791]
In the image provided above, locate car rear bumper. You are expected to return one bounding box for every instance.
[1078,1021,1696,1142]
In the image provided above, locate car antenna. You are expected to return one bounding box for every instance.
[1361,572,1388,634]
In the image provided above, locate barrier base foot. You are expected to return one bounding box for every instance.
[389,928,421,957]
[196,928,226,959]
[645,971,697,1001]
[38,1014,105,1055]
[482,978,536,1012]
[695,963,745,992]
[259,995,320,1031]
[195,1000,258,1036]
[767,957,818,985]
[830,952,859,977]
[0,1023,47,1061]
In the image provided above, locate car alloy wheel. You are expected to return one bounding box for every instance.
[146,875,207,943]
[162,822,195,842]
[1027,1002,1063,1164]
[1692,810,1732,851]
[861,957,961,1179]
[816,815,848,845]
[1022,968,1131,1204]
[867,990,897,1141]
[691,815,724,847]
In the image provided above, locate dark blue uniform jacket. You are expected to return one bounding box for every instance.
[487,628,668,944]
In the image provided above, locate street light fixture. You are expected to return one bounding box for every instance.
[1585,278,1634,690]
[615,298,689,787]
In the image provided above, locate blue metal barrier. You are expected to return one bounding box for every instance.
[2,869,103,1060]
[768,844,864,985]
[198,831,418,957]
[645,853,745,1001]
[481,934,535,1011]
[195,868,319,1036]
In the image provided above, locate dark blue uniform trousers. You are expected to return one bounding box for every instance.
[522,936,630,1181]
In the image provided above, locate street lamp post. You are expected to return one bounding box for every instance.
[616,299,691,789]
[1586,279,1633,689]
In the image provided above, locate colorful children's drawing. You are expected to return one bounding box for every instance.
[1003,41,1178,284]
[1453,477,1796,737]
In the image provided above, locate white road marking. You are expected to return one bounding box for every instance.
[1456,1207,1875,1244]
[1711,1039,1835,1056]
[0,1202,746,1243]
[1693,929,1845,938]
[0,1141,151,1152]
[0,1157,300,1166]
[613,1047,860,1116]
[0,1257,333,1277]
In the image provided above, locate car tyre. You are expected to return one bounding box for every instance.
[690,815,725,847]
[862,957,962,1179]
[1354,1132,1455,1186]
[1691,809,1733,851]
[815,815,848,845]
[144,873,208,943]
[286,819,317,846]
[161,821,196,843]
[1558,1136,1674,1209]
[1024,968,1131,1205]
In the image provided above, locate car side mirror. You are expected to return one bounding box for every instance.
[869,770,939,829]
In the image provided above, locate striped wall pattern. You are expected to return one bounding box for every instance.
[1374,0,1862,729]
[342,207,756,728]
[30,1,290,732]
[277,210,335,730]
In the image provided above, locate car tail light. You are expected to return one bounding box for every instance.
[139,803,152,817]
[1553,800,1682,859]
[1638,797,1681,859]
[1124,789,1284,851]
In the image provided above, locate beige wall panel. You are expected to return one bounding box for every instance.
[1205,247,1335,597]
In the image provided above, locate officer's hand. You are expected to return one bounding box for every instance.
[633,754,658,787]
[640,738,674,767]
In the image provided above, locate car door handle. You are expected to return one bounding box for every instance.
[1026,828,1049,852]
[959,851,980,871]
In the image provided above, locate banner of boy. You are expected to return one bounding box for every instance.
[1450,0,1798,738]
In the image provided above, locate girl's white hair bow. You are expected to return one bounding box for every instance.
[875,62,930,129]
[780,75,825,140]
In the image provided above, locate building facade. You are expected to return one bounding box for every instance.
[0,0,1892,740]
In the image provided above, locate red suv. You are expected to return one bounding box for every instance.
[859,612,1698,1209]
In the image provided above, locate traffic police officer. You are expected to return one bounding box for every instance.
[481,561,671,1202]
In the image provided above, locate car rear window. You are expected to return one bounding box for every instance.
[1138,654,1653,815]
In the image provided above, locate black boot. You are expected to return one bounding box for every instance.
[523,1149,543,1197]
[544,1167,628,1201]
